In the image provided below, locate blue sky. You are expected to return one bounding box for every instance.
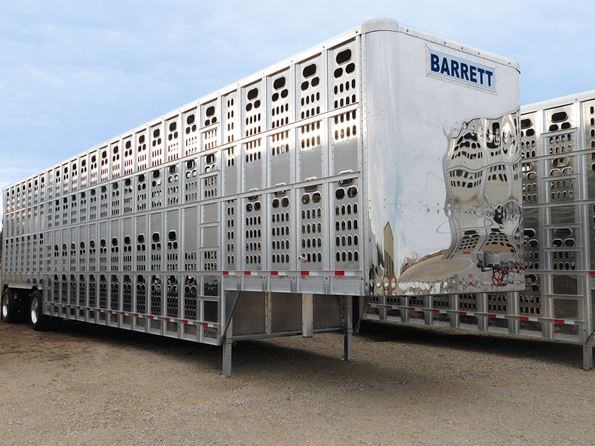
[0,0,592,216]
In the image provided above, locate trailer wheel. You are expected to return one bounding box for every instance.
[1,288,16,323]
[29,291,50,331]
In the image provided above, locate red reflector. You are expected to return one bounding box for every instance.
[335,271,345,277]
[519,316,529,321]
[488,313,497,319]
[244,271,251,276]
[590,271,595,276]
[182,319,189,325]
[223,271,229,276]
[202,322,209,328]
[553,319,565,325]
[271,271,279,276]
[300,271,310,276]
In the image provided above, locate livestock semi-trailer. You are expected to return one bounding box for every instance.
[367,89,595,369]
[1,18,522,375]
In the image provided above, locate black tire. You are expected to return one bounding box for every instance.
[29,291,51,331]
[1,288,16,323]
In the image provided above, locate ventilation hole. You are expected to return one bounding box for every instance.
[303,63,316,78]
[551,111,568,123]
[273,77,286,90]
[247,88,258,100]
[336,49,352,64]
[520,118,532,129]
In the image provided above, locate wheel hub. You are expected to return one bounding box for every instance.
[30,296,39,325]
[1,295,8,319]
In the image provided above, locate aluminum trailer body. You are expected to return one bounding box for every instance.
[367,89,595,369]
[1,18,520,374]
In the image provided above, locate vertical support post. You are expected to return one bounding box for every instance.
[509,291,520,335]
[450,294,459,329]
[582,326,593,371]
[222,317,233,377]
[344,295,353,361]
[302,293,313,338]
[265,291,272,335]
[400,295,409,324]
[379,294,387,321]
[424,295,432,326]
[477,292,488,332]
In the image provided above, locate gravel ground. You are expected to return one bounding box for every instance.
[1,319,594,445]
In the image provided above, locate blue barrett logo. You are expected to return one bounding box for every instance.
[427,49,495,92]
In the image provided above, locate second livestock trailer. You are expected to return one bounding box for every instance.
[367,89,595,369]
[1,18,521,374]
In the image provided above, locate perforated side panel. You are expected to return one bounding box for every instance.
[299,186,324,269]
[150,275,162,316]
[244,196,263,270]
[150,123,164,167]
[183,107,198,156]
[271,192,291,269]
[183,159,199,203]
[332,180,360,270]
[224,200,237,270]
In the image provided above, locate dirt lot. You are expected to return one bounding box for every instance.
[1,320,594,446]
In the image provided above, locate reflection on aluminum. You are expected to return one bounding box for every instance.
[372,111,524,295]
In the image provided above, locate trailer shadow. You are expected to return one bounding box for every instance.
[52,320,423,385]
[51,316,589,381]
[358,320,586,369]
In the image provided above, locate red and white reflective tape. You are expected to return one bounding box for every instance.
[301,271,323,277]
[223,270,358,278]
[553,318,575,325]
[518,315,539,322]
[270,271,289,277]
[459,310,475,317]
[334,270,357,277]
[487,313,506,319]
